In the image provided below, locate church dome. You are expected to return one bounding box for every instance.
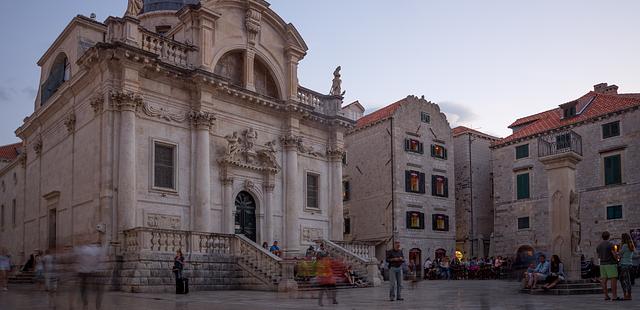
[143,0,199,13]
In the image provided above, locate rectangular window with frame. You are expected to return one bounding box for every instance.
[306,173,319,209]
[421,112,430,123]
[515,144,529,159]
[432,214,449,231]
[602,121,620,139]
[404,138,424,154]
[344,218,351,234]
[342,180,350,202]
[431,175,449,197]
[405,170,426,193]
[406,211,425,230]
[431,144,448,159]
[604,154,622,185]
[516,173,530,200]
[153,142,176,190]
[606,205,623,220]
[517,217,530,229]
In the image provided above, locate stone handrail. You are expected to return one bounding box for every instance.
[234,234,283,285]
[140,28,193,68]
[321,239,381,286]
[333,240,375,261]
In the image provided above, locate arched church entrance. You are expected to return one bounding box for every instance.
[235,191,257,242]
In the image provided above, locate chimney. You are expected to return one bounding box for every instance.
[594,82,618,95]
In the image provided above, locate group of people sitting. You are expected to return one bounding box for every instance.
[523,254,565,290]
[422,256,512,280]
[261,241,283,257]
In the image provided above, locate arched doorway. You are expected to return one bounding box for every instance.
[235,191,257,242]
[514,245,535,269]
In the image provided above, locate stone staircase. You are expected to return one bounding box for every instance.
[8,270,35,284]
[520,280,603,295]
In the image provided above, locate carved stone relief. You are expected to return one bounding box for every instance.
[146,213,181,230]
[64,113,76,133]
[141,102,188,123]
[301,227,324,243]
[221,128,279,172]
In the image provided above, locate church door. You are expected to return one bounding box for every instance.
[234,191,257,242]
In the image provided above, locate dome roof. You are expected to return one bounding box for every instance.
[143,0,199,13]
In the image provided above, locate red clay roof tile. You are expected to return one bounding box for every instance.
[0,142,22,161]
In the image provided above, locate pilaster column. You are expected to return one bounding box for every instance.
[263,180,275,244]
[112,92,142,231]
[281,133,301,253]
[327,145,345,241]
[190,111,215,232]
[222,176,234,234]
[284,50,303,101]
[244,50,256,92]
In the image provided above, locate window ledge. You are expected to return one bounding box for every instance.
[150,187,179,196]
[304,207,322,214]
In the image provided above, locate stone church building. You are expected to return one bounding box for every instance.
[0,0,364,288]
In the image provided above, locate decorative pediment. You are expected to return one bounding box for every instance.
[219,127,279,173]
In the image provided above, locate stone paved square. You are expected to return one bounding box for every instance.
[2,280,639,310]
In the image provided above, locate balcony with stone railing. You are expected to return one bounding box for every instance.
[139,28,194,68]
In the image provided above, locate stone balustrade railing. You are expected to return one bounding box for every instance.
[333,240,376,261]
[235,234,282,285]
[297,87,323,109]
[321,239,382,286]
[122,228,282,288]
[140,28,194,68]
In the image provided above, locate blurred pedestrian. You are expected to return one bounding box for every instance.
[386,241,404,301]
[74,241,106,310]
[173,249,185,281]
[0,247,11,291]
[317,256,337,306]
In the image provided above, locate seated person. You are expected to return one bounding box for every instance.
[305,245,316,258]
[543,255,565,290]
[269,241,282,257]
[524,255,550,289]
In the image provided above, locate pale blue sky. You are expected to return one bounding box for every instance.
[1,0,639,144]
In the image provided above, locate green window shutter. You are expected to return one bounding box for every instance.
[405,171,412,192]
[431,175,437,196]
[419,173,426,194]
[517,173,530,199]
[418,142,424,154]
[443,177,449,197]
[516,144,529,159]
[604,155,622,185]
[430,145,436,157]
[443,147,448,160]
[404,139,410,151]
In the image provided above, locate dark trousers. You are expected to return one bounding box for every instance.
[620,265,633,295]
[78,273,103,310]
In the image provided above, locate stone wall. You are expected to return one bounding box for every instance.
[492,108,640,259]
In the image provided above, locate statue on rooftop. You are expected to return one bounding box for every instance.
[330,66,346,97]
[125,0,143,17]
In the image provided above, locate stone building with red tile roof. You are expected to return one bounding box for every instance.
[452,127,500,259]
[491,83,640,262]
[343,95,456,266]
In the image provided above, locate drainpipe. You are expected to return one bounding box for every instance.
[468,134,474,257]
[390,117,396,247]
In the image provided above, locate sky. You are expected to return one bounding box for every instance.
[1,0,639,145]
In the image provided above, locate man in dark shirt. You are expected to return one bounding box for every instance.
[386,241,405,301]
[596,231,619,300]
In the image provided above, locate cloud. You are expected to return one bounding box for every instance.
[438,101,477,126]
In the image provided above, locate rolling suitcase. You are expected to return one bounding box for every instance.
[176,277,189,294]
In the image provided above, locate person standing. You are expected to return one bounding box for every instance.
[0,247,10,291]
[386,241,405,301]
[619,233,635,300]
[597,231,620,301]
[173,250,185,281]
[74,241,106,310]
[317,256,337,306]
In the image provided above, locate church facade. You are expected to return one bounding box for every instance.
[0,0,356,265]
